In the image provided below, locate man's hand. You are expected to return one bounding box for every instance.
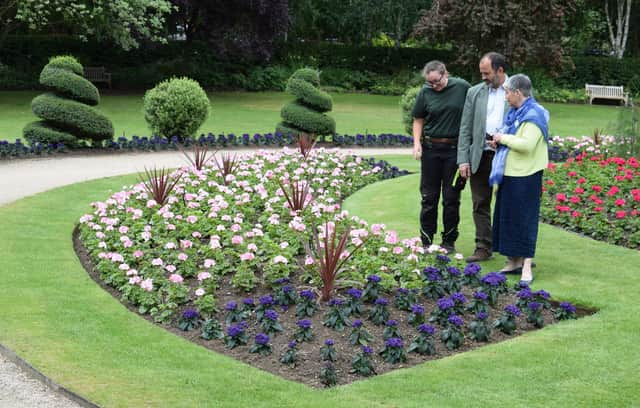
[413,144,422,160]
[459,163,470,178]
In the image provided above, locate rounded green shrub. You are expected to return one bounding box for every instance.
[400,85,421,135]
[276,68,335,137]
[23,55,113,146]
[143,77,210,140]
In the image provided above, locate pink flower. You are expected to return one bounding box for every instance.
[178,253,188,261]
[385,231,398,245]
[555,193,567,202]
[129,276,141,285]
[133,250,144,258]
[192,231,202,238]
[210,237,221,249]
[146,200,157,208]
[180,239,193,248]
[304,256,315,265]
[231,235,244,245]
[240,252,255,261]
[371,224,385,235]
[165,242,176,249]
[165,265,176,273]
[247,243,258,252]
[195,288,205,297]
[166,224,176,231]
[119,263,130,271]
[140,279,153,291]
[571,211,581,218]
[231,223,242,232]
[616,210,627,219]
[123,240,133,248]
[204,259,216,268]
[118,226,129,234]
[615,198,626,207]
[273,255,288,264]
[393,246,404,254]
[169,274,184,283]
[198,271,212,281]
[279,242,289,249]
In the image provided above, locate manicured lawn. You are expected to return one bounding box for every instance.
[0,90,624,141]
[0,154,638,406]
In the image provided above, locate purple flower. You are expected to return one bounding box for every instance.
[397,288,409,295]
[448,314,464,327]
[347,288,363,299]
[300,289,316,300]
[367,274,382,283]
[505,304,521,316]
[325,339,335,346]
[534,290,551,300]
[225,301,238,311]
[274,277,291,284]
[328,298,345,307]
[451,292,467,304]
[282,285,293,293]
[480,272,507,286]
[385,319,398,327]
[288,340,298,349]
[374,297,388,306]
[182,308,199,319]
[473,291,488,301]
[528,301,542,311]
[437,254,450,263]
[259,295,274,306]
[417,324,436,335]
[352,319,363,328]
[464,263,481,276]
[238,321,249,329]
[517,288,533,299]
[411,304,425,315]
[447,266,461,277]
[243,298,254,306]
[361,346,373,354]
[227,324,244,337]
[559,301,576,313]
[297,319,312,329]
[385,337,404,348]
[476,312,489,321]
[255,333,270,345]
[423,266,441,281]
[264,309,278,321]
[437,297,455,310]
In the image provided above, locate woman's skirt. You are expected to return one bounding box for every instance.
[492,170,543,258]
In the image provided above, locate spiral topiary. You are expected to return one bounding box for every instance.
[143,77,210,141]
[276,68,335,137]
[23,55,114,146]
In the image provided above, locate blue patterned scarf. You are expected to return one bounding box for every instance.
[489,97,549,186]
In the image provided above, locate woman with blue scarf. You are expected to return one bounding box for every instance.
[487,74,549,285]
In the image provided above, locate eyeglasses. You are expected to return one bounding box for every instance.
[427,73,445,86]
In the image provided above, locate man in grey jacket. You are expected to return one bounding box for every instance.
[457,52,508,262]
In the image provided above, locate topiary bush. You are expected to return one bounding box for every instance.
[143,77,210,140]
[276,68,335,137]
[23,55,113,146]
[400,85,421,135]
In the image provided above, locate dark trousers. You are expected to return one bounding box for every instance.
[419,143,460,246]
[469,150,495,251]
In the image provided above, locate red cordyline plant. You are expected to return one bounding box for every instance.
[182,144,215,171]
[296,133,316,160]
[212,152,240,185]
[138,167,183,206]
[278,178,314,213]
[307,220,368,301]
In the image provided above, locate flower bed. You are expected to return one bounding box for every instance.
[541,152,640,248]
[77,147,588,387]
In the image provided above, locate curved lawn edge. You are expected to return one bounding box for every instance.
[0,162,637,406]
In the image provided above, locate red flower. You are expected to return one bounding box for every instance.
[546,179,555,186]
[570,196,581,204]
[547,163,557,170]
[614,175,625,181]
[574,187,585,194]
[593,206,604,212]
[555,205,571,213]
[571,211,581,218]
[615,199,626,206]
[556,193,567,202]
[616,210,627,219]
[592,185,602,192]
[628,157,639,168]
[577,177,586,184]
[607,186,620,196]
[568,171,578,177]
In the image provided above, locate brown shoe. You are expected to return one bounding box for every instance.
[465,248,492,262]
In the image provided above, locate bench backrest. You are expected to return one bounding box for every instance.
[84,67,107,80]
[585,84,624,97]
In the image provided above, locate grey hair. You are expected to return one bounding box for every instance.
[422,60,447,77]
[505,74,533,97]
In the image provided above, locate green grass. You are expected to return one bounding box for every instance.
[0,90,626,141]
[0,154,639,406]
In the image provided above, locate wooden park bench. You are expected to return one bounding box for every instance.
[84,66,112,88]
[585,84,629,106]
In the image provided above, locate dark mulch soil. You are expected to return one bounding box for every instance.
[73,227,596,388]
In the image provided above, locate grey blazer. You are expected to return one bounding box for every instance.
[457,82,508,173]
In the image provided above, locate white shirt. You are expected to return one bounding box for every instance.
[485,79,507,135]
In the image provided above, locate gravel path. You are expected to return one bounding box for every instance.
[0,147,411,406]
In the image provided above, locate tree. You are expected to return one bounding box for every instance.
[170,0,289,61]
[10,0,173,51]
[414,0,576,70]
[605,0,634,58]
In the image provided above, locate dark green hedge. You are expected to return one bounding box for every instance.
[23,121,78,146]
[279,103,335,135]
[40,65,100,105]
[31,93,113,141]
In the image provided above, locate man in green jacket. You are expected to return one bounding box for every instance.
[457,52,508,262]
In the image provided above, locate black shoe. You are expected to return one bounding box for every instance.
[499,267,523,275]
